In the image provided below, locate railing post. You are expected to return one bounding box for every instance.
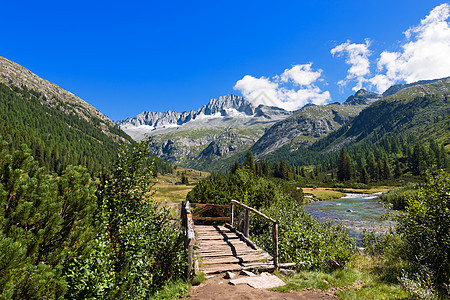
[181,201,186,227]
[272,222,279,269]
[183,201,196,279]
[244,209,250,238]
[230,202,234,226]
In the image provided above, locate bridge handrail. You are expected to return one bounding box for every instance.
[181,201,196,279]
[229,199,278,269]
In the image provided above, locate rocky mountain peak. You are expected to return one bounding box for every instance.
[116,94,292,140]
[199,94,254,116]
[343,89,382,105]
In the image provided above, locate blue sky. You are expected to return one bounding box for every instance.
[1,1,449,120]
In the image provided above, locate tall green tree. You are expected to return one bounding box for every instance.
[367,152,377,179]
[243,150,255,171]
[382,158,391,180]
[337,148,353,181]
[360,166,369,184]
[411,144,428,175]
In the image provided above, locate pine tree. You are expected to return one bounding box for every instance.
[278,160,290,180]
[301,167,306,177]
[0,142,97,298]
[382,158,391,180]
[337,148,353,181]
[360,166,369,184]
[181,171,189,184]
[367,152,377,179]
[244,150,255,172]
[411,144,428,175]
[376,161,382,181]
[394,160,402,178]
[430,139,440,168]
[230,161,240,174]
[440,144,448,170]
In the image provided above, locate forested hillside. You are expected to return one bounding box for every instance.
[261,78,450,177]
[0,82,133,174]
[0,56,175,175]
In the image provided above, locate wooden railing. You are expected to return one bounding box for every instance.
[189,203,229,222]
[181,201,196,279]
[228,199,278,268]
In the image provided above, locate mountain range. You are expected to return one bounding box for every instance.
[117,88,384,171]
[116,94,292,170]
[1,56,448,174]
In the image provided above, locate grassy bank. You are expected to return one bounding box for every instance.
[275,254,408,299]
[302,187,346,201]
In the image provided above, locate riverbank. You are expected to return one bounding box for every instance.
[302,193,395,244]
[302,186,392,202]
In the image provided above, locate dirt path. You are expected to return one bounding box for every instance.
[185,274,337,300]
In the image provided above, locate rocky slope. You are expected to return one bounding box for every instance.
[117,95,291,170]
[0,56,128,143]
[250,89,380,158]
[310,77,450,154]
[117,95,290,138]
[0,56,134,174]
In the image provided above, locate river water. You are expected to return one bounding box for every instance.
[303,193,395,245]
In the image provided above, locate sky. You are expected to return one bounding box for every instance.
[1,1,449,120]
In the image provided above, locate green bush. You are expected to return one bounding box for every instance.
[396,170,450,296]
[93,139,186,299]
[187,168,303,208]
[380,182,419,210]
[0,138,187,299]
[254,198,355,270]
[0,142,97,299]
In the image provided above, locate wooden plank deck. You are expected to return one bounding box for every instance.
[195,225,273,274]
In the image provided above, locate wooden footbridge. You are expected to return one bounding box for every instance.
[181,200,293,277]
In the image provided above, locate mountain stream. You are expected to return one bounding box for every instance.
[302,193,395,245]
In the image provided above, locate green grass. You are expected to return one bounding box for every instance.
[302,187,346,200]
[151,279,190,300]
[191,272,207,286]
[274,255,408,300]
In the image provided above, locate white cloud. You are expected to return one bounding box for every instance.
[234,64,331,111]
[369,3,450,93]
[279,63,322,86]
[331,39,372,91]
[331,4,450,94]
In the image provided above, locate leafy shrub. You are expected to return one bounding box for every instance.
[399,268,438,300]
[253,198,355,270]
[187,168,303,208]
[94,139,186,299]
[396,170,450,296]
[380,182,419,210]
[363,229,405,258]
[362,229,407,284]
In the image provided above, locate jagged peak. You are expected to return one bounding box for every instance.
[343,89,382,105]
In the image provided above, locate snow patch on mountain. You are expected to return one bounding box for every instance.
[116,94,292,140]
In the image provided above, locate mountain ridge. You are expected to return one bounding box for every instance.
[0,56,134,174]
[117,95,292,171]
[0,56,128,143]
[116,94,291,137]
[250,88,382,158]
